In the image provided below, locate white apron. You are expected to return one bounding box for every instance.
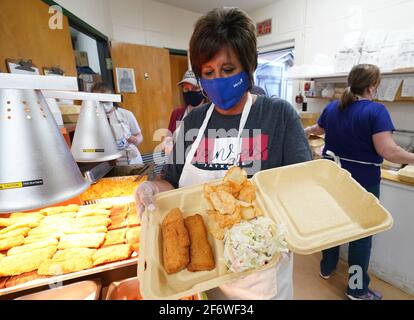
[108,109,143,165]
[178,93,294,300]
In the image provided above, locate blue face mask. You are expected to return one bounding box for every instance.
[200,71,249,110]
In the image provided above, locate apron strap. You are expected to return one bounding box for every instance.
[325,150,382,168]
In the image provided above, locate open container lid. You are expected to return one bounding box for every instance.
[138,159,393,299]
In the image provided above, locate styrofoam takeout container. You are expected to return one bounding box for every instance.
[138,160,393,299]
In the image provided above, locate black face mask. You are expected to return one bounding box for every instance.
[183,91,204,107]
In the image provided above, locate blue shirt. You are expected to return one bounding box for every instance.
[318,100,395,188]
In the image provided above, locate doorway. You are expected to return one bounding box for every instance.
[254,48,295,104]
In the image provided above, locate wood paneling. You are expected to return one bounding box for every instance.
[110,42,174,155]
[0,0,76,76]
[170,54,189,108]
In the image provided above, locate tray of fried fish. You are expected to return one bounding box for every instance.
[0,198,141,296]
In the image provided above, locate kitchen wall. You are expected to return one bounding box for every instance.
[250,0,414,131]
[55,0,113,38]
[109,0,201,50]
[56,0,201,50]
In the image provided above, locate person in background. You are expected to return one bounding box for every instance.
[135,7,311,300]
[164,70,207,154]
[168,70,206,134]
[305,64,414,300]
[92,82,144,165]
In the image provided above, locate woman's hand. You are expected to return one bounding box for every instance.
[134,181,159,216]
[304,124,325,138]
[134,179,176,216]
[163,136,174,155]
[128,133,143,147]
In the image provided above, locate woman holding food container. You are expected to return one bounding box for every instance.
[135,7,311,299]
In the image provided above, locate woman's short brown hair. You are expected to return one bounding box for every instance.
[189,7,257,90]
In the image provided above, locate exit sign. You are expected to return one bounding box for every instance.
[257,19,272,36]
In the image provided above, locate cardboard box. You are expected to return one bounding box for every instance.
[59,104,81,124]
[75,51,89,67]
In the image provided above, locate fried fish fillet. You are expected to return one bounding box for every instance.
[0,227,30,240]
[103,228,127,247]
[28,226,63,237]
[40,204,80,215]
[127,212,140,227]
[0,276,8,289]
[161,208,190,274]
[184,214,215,272]
[92,244,133,267]
[81,203,113,211]
[58,233,106,249]
[39,206,65,215]
[7,238,59,256]
[0,247,57,276]
[69,217,111,229]
[37,256,93,275]
[0,218,41,233]
[126,203,140,227]
[126,227,141,252]
[5,271,48,288]
[63,226,108,234]
[108,215,127,230]
[75,209,111,218]
[52,248,97,261]
[0,215,43,227]
[63,204,80,212]
[9,212,45,219]
[24,235,60,245]
[110,204,129,217]
[0,236,25,251]
[41,213,76,224]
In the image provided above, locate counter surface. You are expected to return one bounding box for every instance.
[381,169,414,187]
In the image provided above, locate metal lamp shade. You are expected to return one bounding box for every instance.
[71,100,122,162]
[0,89,90,213]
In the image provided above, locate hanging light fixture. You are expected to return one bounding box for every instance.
[70,100,122,162]
[0,74,89,213]
[42,90,123,163]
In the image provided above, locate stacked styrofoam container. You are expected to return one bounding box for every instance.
[334,32,363,73]
[359,29,387,67]
[394,28,414,70]
[378,30,405,71]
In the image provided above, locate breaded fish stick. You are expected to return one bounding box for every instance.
[184,214,215,272]
[161,208,190,274]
